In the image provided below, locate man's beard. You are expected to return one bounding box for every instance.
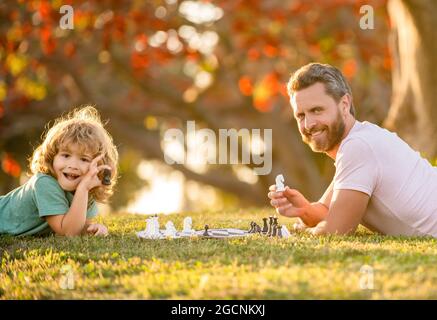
[301,112,345,152]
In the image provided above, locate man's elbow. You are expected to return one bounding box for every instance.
[312,221,358,236]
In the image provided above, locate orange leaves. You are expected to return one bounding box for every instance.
[240,73,285,112]
[263,44,279,58]
[342,59,358,78]
[40,26,56,55]
[247,48,261,61]
[131,52,149,70]
[63,41,76,57]
[38,0,51,20]
[238,76,253,96]
[2,154,21,178]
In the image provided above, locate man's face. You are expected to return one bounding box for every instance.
[290,82,346,153]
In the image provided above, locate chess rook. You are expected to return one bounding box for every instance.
[262,218,268,234]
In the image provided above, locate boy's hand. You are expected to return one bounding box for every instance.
[79,154,112,191]
[86,223,109,236]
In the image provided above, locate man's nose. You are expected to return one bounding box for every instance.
[304,116,316,132]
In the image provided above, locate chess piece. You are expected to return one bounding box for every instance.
[262,218,268,234]
[277,225,283,238]
[248,222,255,233]
[268,216,274,236]
[164,221,177,237]
[144,218,152,237]
[183,217,194,234]
[203,225,210,237]
[273,216,278,226]
[150,215,160,238]
[275,174,285,192]
[281,225,291,238]
[272,224,278,237]
[102,169,111,185]
[255,224,262,233]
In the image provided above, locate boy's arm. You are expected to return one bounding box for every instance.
[45,185,90,236]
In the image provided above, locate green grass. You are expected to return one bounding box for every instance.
[1,208,437,299]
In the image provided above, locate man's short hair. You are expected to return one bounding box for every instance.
[287,63,355,116]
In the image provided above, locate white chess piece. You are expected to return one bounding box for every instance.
[182,217,195,234]
[155,215,162,238]
[281,225,291,238]
[164,221,177,237]
[275,174,285,192]
[144,218,152,236]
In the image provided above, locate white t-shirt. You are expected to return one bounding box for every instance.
[334,120,437,237]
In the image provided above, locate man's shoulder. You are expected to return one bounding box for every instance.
[348,120,387,138]
[341,121,394,150]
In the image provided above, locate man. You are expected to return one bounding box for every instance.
[268,63,437,237]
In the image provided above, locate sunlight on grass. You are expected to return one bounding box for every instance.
[1,209,437,299]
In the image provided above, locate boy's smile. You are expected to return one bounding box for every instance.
[53,144,93,191]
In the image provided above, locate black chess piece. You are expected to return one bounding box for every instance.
[255,224,262,233]
[277,225,283,238]
[102,169,111,185]
[203,225,210,237]
[262,218,268,234]
[268,216,274,236]
[272,223,278,237]
[273,216,278,227]
[248,221,255,233]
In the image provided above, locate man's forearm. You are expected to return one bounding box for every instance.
[300,202,329,227]
[60,186,89,236]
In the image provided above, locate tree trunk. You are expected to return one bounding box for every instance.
[384,0,437,158]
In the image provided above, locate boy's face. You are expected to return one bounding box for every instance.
[53,144,93,191]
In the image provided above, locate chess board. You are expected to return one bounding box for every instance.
[136,228,249,240]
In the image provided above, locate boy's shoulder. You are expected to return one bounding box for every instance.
[33,172,58,183]
[29,173,62,192]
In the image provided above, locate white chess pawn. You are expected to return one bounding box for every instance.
[164,221,177,237]
[182,217,195,234]
[275,174,285,192]
[144,218,152,237]
[152,215,161,238]
[281,225,291,238]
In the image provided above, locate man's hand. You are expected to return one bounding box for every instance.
[268,185,310,218]
[85,223,109,236]
[268,185,330,227]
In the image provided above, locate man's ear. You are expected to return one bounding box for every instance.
[341,94,351,116]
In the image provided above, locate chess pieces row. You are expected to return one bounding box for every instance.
[141,215,196,239]
[248,215,291,238]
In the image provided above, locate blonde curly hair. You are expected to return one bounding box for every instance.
[29,106,118,203]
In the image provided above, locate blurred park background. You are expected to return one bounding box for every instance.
[0,0,436,214]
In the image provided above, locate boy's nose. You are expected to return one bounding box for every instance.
[66,158,80,169]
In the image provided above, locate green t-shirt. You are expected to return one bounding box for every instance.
[0,173,97,236]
